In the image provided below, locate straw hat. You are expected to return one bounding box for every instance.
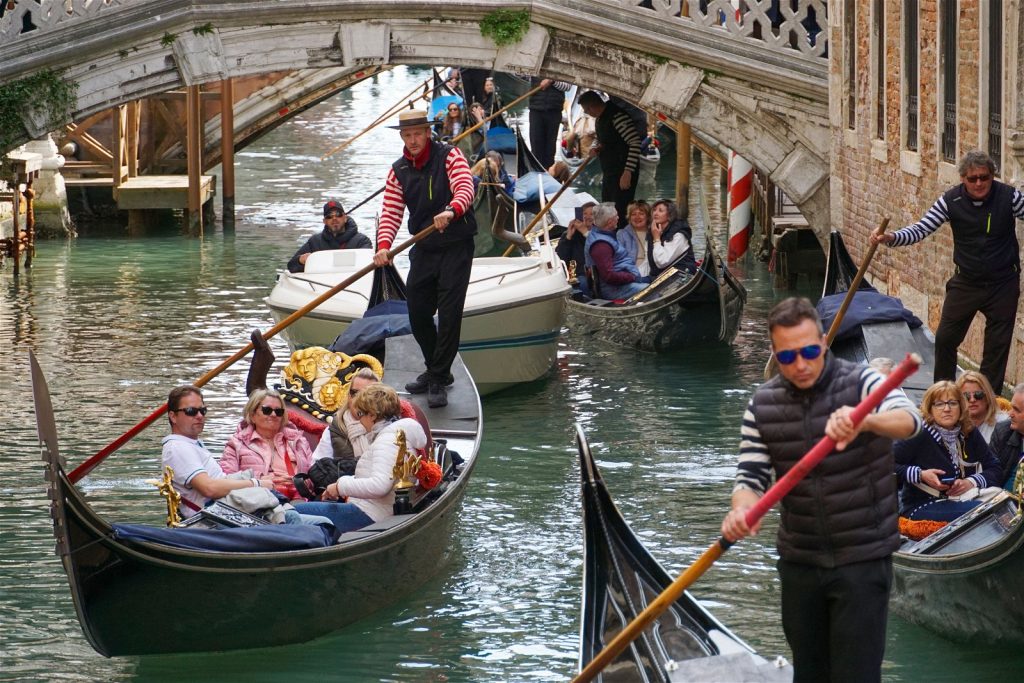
[388,109,432,130]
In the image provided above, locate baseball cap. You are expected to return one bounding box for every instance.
[323,200,345,217]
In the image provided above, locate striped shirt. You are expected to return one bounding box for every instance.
[609,110,642,175]
[376,146,475,252]
[890,188,1024,247]
[734,366,922,496]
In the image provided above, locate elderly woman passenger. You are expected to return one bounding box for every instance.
[649,199,696,276]
[955,371,1007,443]
[221,388,314,500]
[894,380,1003,522]
[294,384,428,533]
[617,200,651,277]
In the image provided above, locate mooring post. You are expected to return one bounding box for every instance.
[220,77,236,231]
[11,170,21,277]
[22,172,35,269]
[675,121,691,221]
[186,84,203,235]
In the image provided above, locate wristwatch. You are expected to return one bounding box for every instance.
[443,204,456,216]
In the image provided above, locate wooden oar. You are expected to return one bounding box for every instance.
[502,155,595,257]
[763,217,890,379]
[320,76,432,160]
[573,352,921,683]
[68,224,438,484]
[337,82,545,220]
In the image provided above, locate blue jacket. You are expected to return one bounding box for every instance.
[584,229,641,299]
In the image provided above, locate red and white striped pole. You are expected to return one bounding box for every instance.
[727,150,753,261]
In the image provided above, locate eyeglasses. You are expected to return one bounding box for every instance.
[171,406,207,417]
[774,344,823,365]
[260,406,285,417]
[964,174,992,183]
[932,400,960,410]
[963,390,987,401]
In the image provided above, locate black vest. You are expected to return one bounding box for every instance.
[392,141,477,250]
[528,78,565,111]
[750,355,900,568]
[595,102,631,177]
[943,180,1020,281]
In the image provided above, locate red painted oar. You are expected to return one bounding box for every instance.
[574,352,921,683]
[68,225,438,484]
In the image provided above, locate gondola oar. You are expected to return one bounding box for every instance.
[501,154,595,257]
[573,351,921,683]
[763,217,890,379]
[68,224,439,484]
[320,76,433,161]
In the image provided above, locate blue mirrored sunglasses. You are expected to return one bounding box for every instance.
[774,344,823,365]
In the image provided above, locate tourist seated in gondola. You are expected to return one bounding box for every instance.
[437,102,463,140]
[479,76,506,128]
[220,388,314,501]
[583,202,648,301]
[287,200,372,273]
[894,381,1003,524]
[548,160,571,184]
[484,150,514,194]
[305,368,382,489]
[616,199,651,278]
[294,384,428,533]
[557,201,595,297]
[989,382,1024,490]
[470,155,512,195]
[955,371,1008,444]
[649,199,696,276]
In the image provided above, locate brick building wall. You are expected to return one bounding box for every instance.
[831,0,1024,391]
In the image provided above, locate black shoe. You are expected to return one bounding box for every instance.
[427,383,448,409]
[405,374,430,394]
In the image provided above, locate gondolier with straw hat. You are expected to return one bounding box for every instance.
[373,109,477,409]
[722,297,921,683]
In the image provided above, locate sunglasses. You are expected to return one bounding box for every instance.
[933,400,960,410]
[260,406,285,417]
[325,212,344,219]
[964,174,992,183]
[963,390,987,401]
[171,406,207,417]
[774,344,823,365]
[354,409,367,419]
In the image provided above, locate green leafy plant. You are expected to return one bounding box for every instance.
[192,23,214,36]
[479,9,531,47]
[161,32,176,47]
[0,69,78,154]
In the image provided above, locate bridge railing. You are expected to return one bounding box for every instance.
[1,0,828,64]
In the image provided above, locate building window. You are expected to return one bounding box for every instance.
[904,0,919,151]
[845,0,856,129]
[987,0,1003,170]
[874,0,885,139]
[940,0,958,163]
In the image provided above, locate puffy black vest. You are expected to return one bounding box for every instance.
[528,78,565,111]
[943,180,1020,281]
[392,141,477,250]
[750,355,900,568]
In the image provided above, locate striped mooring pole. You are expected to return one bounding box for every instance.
[727,150,753,261]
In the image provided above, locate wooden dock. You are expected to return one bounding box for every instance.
[115,175,215,210]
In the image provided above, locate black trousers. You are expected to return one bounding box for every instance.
[405,239,474,383]
[529,108,562,169]
[601,169,639,228]
[778,556,892,683]
[934,272,1020,392]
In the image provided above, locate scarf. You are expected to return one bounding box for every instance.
[934,424,961,460]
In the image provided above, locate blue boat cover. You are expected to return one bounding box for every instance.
[329,301,412,355]
[485,126,517,154]
[112,522,334,552]
[512,171,564,204]
[816,291,923,343]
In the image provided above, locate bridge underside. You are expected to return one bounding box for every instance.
[2,9,831,238]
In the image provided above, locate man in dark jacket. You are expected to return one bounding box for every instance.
[872,150,1024,392]
[528,77,570,169]
[578,91,642,227]
[287,200,372,273]
[722,297,920,683]
[989,382,1024,490]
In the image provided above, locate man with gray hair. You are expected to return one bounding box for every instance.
[988,382,1024,490]
[583,202,647,300]
[871,149,1024,392]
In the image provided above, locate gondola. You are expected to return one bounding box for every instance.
[29,334,482,656]
[819,230,937,404]
[564,237,746,350]
[576,424,792,681]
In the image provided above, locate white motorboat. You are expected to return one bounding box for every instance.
[265,247,570,395]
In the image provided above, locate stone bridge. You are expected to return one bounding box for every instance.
[1,0,832,234]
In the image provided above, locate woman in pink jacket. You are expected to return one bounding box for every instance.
[221,388,313,499]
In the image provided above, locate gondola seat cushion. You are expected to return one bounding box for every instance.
[112,522,335,552]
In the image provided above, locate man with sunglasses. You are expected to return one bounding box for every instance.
[286,200,372,273]
[871,149,1024,393]
[162,385,274,517]
[989,383,1024,491]
[722,297,921,683]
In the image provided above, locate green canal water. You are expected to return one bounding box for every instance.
[2,67,1020,681]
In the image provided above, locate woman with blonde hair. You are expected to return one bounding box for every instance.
[893,380,1002,523]
[617,200,652,277]
[221,388,314,499]
[955,370,1007,443]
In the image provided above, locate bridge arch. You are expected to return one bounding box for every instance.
[1,1,831,237]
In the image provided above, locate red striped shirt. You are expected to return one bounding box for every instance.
[376,146,475,251]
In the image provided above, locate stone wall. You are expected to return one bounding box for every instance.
[831,0,1024,390]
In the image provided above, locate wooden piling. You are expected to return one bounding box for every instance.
[186,84,203,235]
[220,78,236,230]
[675,121,691,220]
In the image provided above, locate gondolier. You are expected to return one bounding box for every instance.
[578,91,641,226]
[722,297,920,683]
[373,109,477,409]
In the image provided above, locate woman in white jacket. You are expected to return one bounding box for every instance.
[295,384,427,533]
